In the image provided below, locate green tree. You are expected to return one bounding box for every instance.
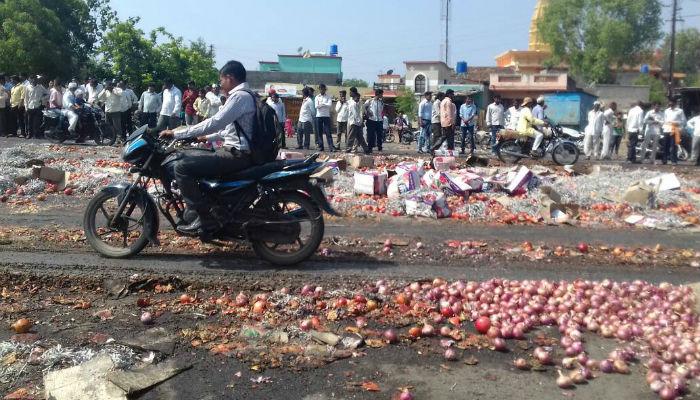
[395,89,417,122]
[343,78,369,88]
[661,28,700,75]
[634,74,666,104]
[538,0,663,84]
[98,18,157,91]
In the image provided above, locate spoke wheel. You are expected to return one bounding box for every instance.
[552,141,580,166]
[84,190,152,258]
[497,140,523,164]
[251,191,324,266]
[95,122,117,146]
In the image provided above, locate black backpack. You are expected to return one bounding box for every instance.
[235,89,281,165]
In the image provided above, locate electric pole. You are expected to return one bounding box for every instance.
[445,0,450,64]
[668,0,679,99]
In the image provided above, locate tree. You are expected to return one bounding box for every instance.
[538,0,663,84]
[395,89,417,122]
[634,74,666,104]
[661,28,700,75]
[343,78,369,88]
[98,18,157,90]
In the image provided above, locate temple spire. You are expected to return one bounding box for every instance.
[528,0,550,52]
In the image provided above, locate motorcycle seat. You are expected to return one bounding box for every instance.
[200,158,314,189]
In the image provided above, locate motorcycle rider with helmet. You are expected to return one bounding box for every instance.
[159,60,256,234]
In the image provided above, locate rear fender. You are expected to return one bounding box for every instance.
[260,162,323,183]
[100,183,160,244]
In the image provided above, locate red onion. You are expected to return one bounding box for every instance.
[399,390,414,400]
[613,359,629,374]
[556,370,575,389]
[140,312,153,325]
[440,326,451,337]
[355,317,367,328]
[650,380,665,393]
[444,347,459,361]
[421,324,435,337]
[493,338,507,352]
[658,386,677,400]
[383,329,398,343]
[514,358,530,370]
[599,359,613,373]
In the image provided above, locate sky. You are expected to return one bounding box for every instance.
[111,0,692,84]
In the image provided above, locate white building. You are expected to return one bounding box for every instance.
[404,61,453,94]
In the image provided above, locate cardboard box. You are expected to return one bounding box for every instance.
[433,149,458,157]
[538,186,579,223]
[325,158,347,171]
[349,155,374,169]
[310,166,335,182]
[32,166,70,190]
[387,171,420,198]
[405,191,451,219]
[278,151,305,160]
[353,171,387,195]
[645,173,680,192]
[506,166,532,194]
[622,182,656,208]
[432,156,456,171]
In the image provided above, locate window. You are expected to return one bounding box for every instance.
[414,75,426,93]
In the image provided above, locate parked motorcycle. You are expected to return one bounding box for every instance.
[496,122,580,166]
[635,131,692,161]
[42,104,116,146]
[83,125,338,265]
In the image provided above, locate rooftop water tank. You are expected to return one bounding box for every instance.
[330,44,339,57]
[456,61,468,74]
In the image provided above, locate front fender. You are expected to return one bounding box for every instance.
[100,183,160,244]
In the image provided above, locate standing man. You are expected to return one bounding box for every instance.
[157,79,182,131]
[417,91,432,153]
[9,76,25,137]
[97,80,124,142]
[459,96,478,155]
[296,87,314,150]
[118,81,138,137]
[86,78,103,105]
[266,90,286,149]
[24,76,49,139]
[430,92,444,152]
[49,79,63,109]
[346,88,370,154]
[0,77,7,137]
[506,99,521,130]
[364,89,384,153]
[138,83,162,128]
[583,102,604,160]
[206,85,222,118]
[625,101,644,163]
[641,102,664,164]
[687,112,700,166]
[600,102,617,160]
[431,89,456,153]
[485,94,505,155]
[194,88,210,123]
[661,99,686,165]
[182,81,199,126]
[532,96,546,121]
[335,90,349,150]
[314,83,334,151]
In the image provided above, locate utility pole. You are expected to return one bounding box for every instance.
[668,0,679,99]
[209,45,215,59]
[445,0,450,64]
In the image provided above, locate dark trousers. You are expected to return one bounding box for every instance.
[174,148,252,209]
[627,131,640,162]
[156,114,179,131]
[9,106,24,136]
[461,125,476,154]
[0,108,6,136]
[431,125,455,151]
[121,109,134,138]
[297,121,312,149]
[366,120,382,151]
[26,108,42,138]
[278,122,286,148]
[661,133,678,164]
[142,112,158,128]
[612,135,622,155]
[490,125,503,152]
[106,112,123,141]
[347,124,369,153]
[316,116,333,150]
[336,121,347,148]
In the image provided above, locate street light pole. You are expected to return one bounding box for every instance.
[668,0,678,99]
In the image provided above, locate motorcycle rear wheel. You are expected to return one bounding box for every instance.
[496,140,524,164]
[251,191,324,266]
[95,122,117,146]
[552,142,580,166]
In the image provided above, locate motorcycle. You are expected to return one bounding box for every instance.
[635,130,692,162]
[42,104,116,146]
[83,125,339,265]
[496,121,580,166]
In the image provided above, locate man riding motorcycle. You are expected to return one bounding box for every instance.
[517,97,547,155]
[61,83,82,141]
[159,60,255,234]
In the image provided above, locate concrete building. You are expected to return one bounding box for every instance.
[248,53,343,92]
[404,61,453,94]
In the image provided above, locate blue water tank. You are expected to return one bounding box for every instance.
[456,61,468,74]
[329,44,339,57]
[640,64,650,74]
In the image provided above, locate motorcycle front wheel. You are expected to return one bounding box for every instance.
[251,191,324,266]
[44,126,67,144]
[552,142,580,166]
[83,190,154,258]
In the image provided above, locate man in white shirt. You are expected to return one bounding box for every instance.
[205,85,222,118]
[417,91,432,153]
[0,76,8,137]
[583,102,604,160]
[296,87,315,150]
[118,81,138,139]
[314,83,334,151]
[61,82,80,139]
[505,99,521,131]
[335,90,349,150]
[364,89,384,153]
[641,102,664,164]
[265,90,286,149]
[345,88,369,154]
[97,80,124,143]
[158,61,257,233]
[661,100,687,165]
[24,76,49,139]
[600,102,617,160]
[625,101,644,163]
[86,78,103,105]
[138,83,162,128]
[430,92,444,151]
[687,113,700,166]
[486,94,506,154]
[157,79,182,131]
